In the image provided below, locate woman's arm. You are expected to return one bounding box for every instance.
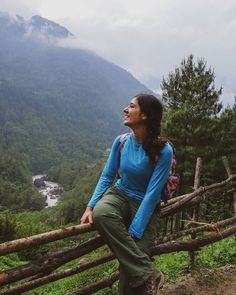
[128,143,173,239]
[80,135,121,224]
[84,135,121,208]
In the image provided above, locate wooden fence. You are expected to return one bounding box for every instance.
[0,157,236,295]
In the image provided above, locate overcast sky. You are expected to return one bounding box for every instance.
[1,0,236,105]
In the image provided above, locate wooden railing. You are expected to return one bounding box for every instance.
[0,158,236,295]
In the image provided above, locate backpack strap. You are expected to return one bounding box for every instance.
[161,141,180,203]
[167,140,177,173]
[115,133,130,177]
[118,133,129,152]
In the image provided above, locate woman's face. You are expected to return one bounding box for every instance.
[123,97,147,128]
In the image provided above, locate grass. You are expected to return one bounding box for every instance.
[154,236,236,282]
[0,253,26,271]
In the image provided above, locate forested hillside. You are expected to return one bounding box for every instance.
[0,12,149,211]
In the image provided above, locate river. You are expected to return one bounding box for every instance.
[32,174,64,207]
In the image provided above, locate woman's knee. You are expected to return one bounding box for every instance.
[93,201,109,225]
[93,199,123,228]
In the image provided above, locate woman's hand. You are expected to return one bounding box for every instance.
[80,207,94,224]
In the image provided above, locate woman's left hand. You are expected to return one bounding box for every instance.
[80,207,94,224]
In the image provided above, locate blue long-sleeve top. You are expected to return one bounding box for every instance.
[88,133,173,239]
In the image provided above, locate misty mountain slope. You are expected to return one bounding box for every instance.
[0,12,149,172]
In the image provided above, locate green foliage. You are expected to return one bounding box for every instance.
[0,211,18,242]
[195,236,236,267]
[47,159,90,190]
[161,54,223,193]
[162,54,222,116]
[25,252,118,295]
[154,251,189,281]
[217,100,236,170]
[0,253,26,272]
[0,209,69,260]
[199,191,233,223]
[0,152,45,211]
[0,23,147,212]
[160,54,236,221]
[53,160,105,224]
[0,24,146,178]
[155,236,236,283]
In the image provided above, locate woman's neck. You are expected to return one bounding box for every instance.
[132,126,147,143]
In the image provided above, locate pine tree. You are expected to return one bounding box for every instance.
[161,54,222,192]
[218,98,236,170]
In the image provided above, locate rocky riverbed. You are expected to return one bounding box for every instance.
[33,175,64,207]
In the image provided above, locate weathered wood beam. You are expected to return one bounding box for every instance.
[161,193,187,208]
[5,214,236,294]
[193,157,202,191]
[63,225,236,295]
[2,221,236,293]
[183,188,236,209]
[152,225,236,255]
[222,157,236,232]
[66,271,119,295]
[0,236,104,286]
[156,215,236,244]
[222,156,233,178]
[0,223,94,256]
[189,157,202,268]
[1,254,115,295]
[46,225,236,295]
[161,175,236,209]
[160,177,236,217]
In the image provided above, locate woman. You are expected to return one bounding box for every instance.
[80,94,173,295]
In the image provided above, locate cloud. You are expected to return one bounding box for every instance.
[1,0,236,104]
[0,0,41,17]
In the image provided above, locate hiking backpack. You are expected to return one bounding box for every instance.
[118,133,180,204]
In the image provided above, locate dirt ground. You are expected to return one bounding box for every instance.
[159,264,236,295]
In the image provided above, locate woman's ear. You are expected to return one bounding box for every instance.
[142,114,147,120]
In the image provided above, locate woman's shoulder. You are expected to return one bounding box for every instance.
[161,141,174,157]
[115,132,131,142]
[112,133,131,148]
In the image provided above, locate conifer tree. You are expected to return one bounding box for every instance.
[161,54,222,192]
[218,98,236,167]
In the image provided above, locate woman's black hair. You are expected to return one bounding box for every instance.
[135,93,166,165]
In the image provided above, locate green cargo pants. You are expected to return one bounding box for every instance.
[93,187,159,295]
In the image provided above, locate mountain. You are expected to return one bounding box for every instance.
[26,15,73,39]
[0,12,149,174]
[0,12,73,40]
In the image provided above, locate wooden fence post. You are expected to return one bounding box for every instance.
[222,156,236,241]
[188,157,202,268]
[222,156,236,213]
